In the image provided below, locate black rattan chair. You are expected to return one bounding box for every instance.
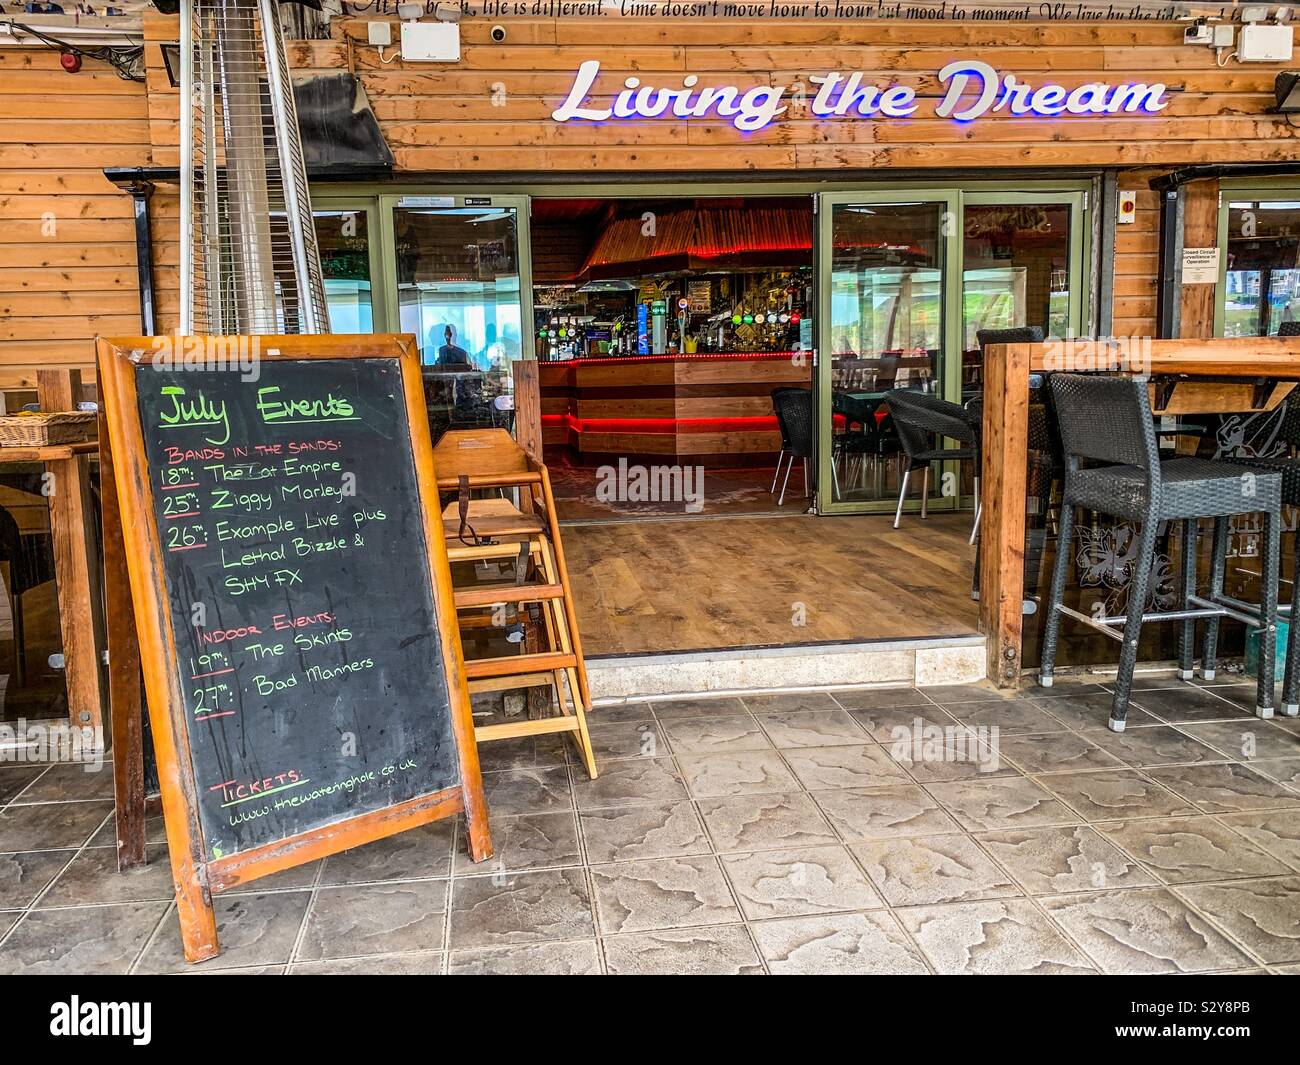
[770,387,801,497]
[884,390,979,532]
[1040,373,1283,730]
[771,388,820,506]
[1214,362,1300,715]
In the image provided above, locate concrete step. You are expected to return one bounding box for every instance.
[587,634,987,705]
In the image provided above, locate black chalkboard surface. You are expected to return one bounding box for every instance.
[133,358,460,857]
[100,335,490,963]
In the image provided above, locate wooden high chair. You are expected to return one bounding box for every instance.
[431,428,597,778]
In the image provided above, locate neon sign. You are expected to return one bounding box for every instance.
[551,59,1169,132]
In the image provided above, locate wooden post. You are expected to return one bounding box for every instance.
[978,343,1031,688]
[512,359,543,461]
[99,406,148,871]
[36,370,107,740]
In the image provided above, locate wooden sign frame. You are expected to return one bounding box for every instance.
[95,333,491,963]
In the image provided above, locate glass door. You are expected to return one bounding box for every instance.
[816,192,962,514]
[380,193,534,443]
[311,199,384,333]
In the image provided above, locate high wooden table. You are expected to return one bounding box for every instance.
[980,337,1300,688]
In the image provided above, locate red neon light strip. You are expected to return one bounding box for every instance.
[547,350,804,367]
[543,414,780,435]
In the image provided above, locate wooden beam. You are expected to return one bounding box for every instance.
[979,343,1030,689]
[512,358,543,462]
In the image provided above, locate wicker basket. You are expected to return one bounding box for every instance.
[0,411,97,448]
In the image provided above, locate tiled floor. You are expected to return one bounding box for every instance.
[2,674,1300,974]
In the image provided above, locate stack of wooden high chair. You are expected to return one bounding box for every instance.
[431,428,597,779]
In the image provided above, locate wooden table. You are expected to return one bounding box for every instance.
[979,337,1300,688]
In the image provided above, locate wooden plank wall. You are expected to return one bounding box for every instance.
[4,14,1296,377]
[0,46,150,386]
[140,15,1298,171]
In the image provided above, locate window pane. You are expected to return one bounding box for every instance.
[962,203,1071,396]
[1225,200,1300,337]
[313,210,373,333]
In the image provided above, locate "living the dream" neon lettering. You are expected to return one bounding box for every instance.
[551,58,1169,132]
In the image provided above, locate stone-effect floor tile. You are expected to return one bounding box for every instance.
[590,855,739,934]
[997,732,1126,775]
[0,801,112,852]
[649,697,748,720]
[1041,887,1255,974]
[897,898,1095,974]
[781,744,911,790]
[0,901,167,975]
[585,720,664,761]
[676,750,799,798]
[481,766,573,816]
[138,891,312,973]
[447,940,601,975]
[1217,811,1300,870]
[7,763,115,804]
[1034,769,1198,822]
[659,715,771,755]
[927,776,1080,832]
[38,845,174,906]
[887,730,1013,783]
[452,812,580,874]
[850,835,1019,907]
[1090,726,1226,768]
[0,849,73,909]
[289,951,443,975]
[757,709,869,748]
[812,783,960,841]
[602,925,763,975]
[844,705,961,744]
[319,820,454,885]
[0,767,43,806]
[1176,877,1300,965]
[578,801,709,864]
[1249,758,1300,789]
[476,732,570,773]
[297,881,447,961]
[742,692,840,714]
[749,910,929,974]
[571,756,688,811]
[448,868,593,950]
[697,791,837,853]
[938,699,1073,735]
[1099,816,1291,884]
[1180,721,1300,761]
[832,686,931,710]
[921,683,1016,703]
[976,825,1156,895]
[1143,762,1300,814]
[1027,691,1159,730]
[719,845,882,920]
[1130,686,1251,723]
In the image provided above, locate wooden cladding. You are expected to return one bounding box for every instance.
[130,14,1299,171]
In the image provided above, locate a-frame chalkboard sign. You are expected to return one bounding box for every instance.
[96,334,491,963]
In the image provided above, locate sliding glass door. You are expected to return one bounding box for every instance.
[815,186,1088,516]
[816,191,962,514]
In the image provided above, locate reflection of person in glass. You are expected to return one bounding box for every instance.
[436,324,472,368]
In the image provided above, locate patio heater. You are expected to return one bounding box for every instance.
[178,0,328,334]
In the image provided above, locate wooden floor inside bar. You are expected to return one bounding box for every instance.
[563,511,979,656]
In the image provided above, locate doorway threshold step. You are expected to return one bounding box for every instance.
[587,634,987,705]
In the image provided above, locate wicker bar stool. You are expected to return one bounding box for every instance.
[1213,381,1300,716]
[1039,373,1283,731]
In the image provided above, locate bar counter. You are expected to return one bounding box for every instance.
[540,351,808,463]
